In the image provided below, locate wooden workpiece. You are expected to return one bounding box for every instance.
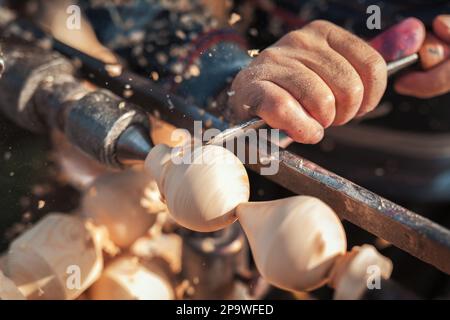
[89,256,175,300]
[131,233,183,274]
[145,144,393,295]
[146,144,250,232]
[146,144,341,291]
[237,196,347,291]
[0,270,25,300]
[329,244,393,300]
[5,214,104,300]
[82,168,167,248]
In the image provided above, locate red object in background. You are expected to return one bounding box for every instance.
[370,17,450,70]
[370,17,426,62]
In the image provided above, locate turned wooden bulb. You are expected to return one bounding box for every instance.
[82,169,166,248]
[5,214,103,300]
[0,271,25,300]
[145,144,347,292]
[237,196,347,292]
[145,144,250,232]
[90,256,175,300]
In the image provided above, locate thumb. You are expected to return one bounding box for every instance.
[369,17,426,62]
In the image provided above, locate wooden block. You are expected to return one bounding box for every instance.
[5,213,103,300]
[0,270,25,300]
[330,244,393,300]
[89,256,175,300]
[131,233,183,274]
[82,169,166,248]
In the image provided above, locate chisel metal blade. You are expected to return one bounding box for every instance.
[206,118,266,146]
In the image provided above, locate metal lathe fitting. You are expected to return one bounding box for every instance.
[64,90,151,168]
[180,224,249,299]
[0,38,74,133]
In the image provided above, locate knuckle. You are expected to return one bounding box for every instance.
[362,53,387,111]
[316,92,336,109]
[314,93,336,127]
[339,81,364,106]
[351,82,365,97]
[231,72,253,94]
[270,98,292,118]
[307,19,333,31]
[280,29,318,50]
[283,30,305,43]
[334,82,363,125]
[232,69,246,85]
[257,48,281,63]
[364,52,387,82]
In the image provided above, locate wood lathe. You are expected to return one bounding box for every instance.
[0,11,449,296]
[4,35,449,275]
